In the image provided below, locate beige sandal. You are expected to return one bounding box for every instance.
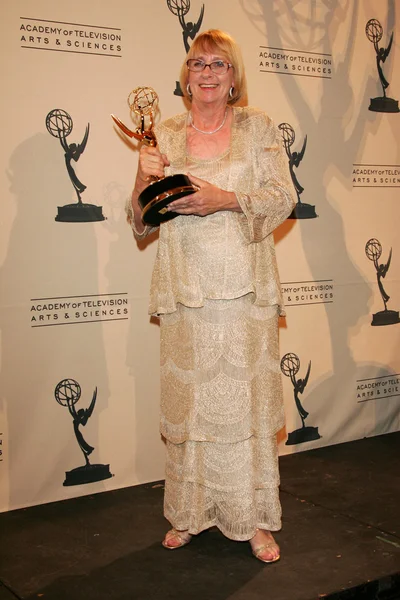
[162,528,192,550]
[251,529,281,563]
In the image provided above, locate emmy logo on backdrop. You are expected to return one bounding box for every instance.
[365,19,399,113]
[166,0,204,96]
[278,122,317,219]
[281,353,321,445]
[365,239,400,326]
[46,109,105,222]
[54,378,113,486]
[111,87,197,225]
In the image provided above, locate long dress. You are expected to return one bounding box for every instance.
[127,106,296,540]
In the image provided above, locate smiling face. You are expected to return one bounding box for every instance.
[188,52,235,110]
[179,30,246,106]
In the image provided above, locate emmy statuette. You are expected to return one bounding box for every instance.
[166,0,205,96]
[111,87,197,226]
[278,122,317,219]
[46,109,105,222]
[366,19,399,113]
[281,353,321,445]
[54,378,113,486]
[365,239,400,326]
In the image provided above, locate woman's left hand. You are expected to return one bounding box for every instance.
[167,173,240,216]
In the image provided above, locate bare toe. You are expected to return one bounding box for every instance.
[162,529,192,549]
[250,530,280,563]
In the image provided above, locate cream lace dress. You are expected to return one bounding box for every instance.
[127,107,296,540]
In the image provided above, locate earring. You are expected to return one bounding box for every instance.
[186,83,192,97]
[229,86,234,98]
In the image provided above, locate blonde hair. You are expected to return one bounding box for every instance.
[179,29,247,105]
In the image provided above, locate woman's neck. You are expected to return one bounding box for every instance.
[186,106,233,159]
[190,103,229,129]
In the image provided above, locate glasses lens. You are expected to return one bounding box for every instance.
[210,61,228,74]
[187,59,204,71]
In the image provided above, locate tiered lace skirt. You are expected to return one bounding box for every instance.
[159,294,284,541]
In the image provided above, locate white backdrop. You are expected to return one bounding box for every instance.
[0,0,399,512]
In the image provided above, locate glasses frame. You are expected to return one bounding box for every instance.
[186,59,233,74]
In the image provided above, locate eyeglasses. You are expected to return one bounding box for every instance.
[186,59,233,74]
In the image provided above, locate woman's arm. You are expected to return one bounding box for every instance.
[235,115,296,242]
[126,144,170,239]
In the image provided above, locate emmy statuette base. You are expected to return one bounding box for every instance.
[371,309,400,326]
[63,463,113,486]
[288,202,318,219]
[139,173,197,226]
[369,97,400,113]
[55,203,106,222]
[286,426,321,445]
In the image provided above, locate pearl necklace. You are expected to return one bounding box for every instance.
[189,108,228,135]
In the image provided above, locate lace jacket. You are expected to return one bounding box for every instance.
[126,106,296,316]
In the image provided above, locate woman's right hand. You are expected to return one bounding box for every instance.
[135,145,170,191]
[130,145,170,233]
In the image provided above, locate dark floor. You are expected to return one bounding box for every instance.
[1,433,400,600]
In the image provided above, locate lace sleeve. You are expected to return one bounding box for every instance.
[235,117,296,243]
[125,196,158,240]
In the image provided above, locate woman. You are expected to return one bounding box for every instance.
[126,29,296,562]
